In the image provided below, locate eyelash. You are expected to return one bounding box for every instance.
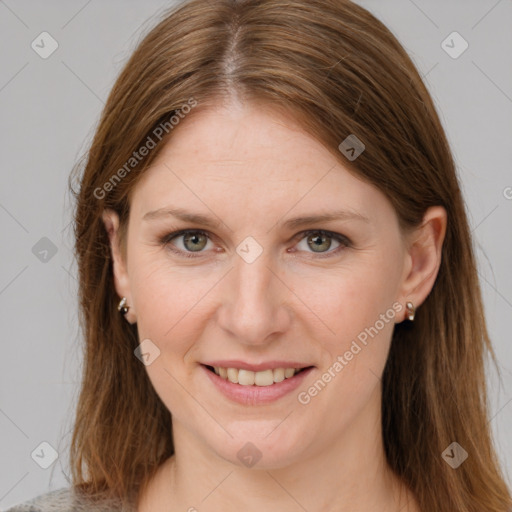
[159,229,352,259]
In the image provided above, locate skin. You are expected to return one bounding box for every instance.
[102,100,446,512]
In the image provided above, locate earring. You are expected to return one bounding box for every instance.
[405,301,416,321]
[118,297,129,315]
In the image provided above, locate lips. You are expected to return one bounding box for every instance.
[201,360,312,372]
[202,363,314,405]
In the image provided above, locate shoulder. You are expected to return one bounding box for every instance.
[3,487,130,512]
[4,487,74,512]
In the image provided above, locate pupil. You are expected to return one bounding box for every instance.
[184,232,206,252]
[308,233,331,252]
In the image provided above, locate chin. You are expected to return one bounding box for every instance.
[208,421,311,470]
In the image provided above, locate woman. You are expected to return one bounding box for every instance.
[7,0,511,511]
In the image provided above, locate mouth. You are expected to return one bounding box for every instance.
[203,364,312,386]
[200,362,315,405]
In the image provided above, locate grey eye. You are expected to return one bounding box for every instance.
[181,232,208,251]
[297,232,341,253]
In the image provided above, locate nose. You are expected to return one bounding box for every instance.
[216,251,292,347]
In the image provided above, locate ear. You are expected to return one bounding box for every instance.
[396,205,447,322]
[102,209,137,324]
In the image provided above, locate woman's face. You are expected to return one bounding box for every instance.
[107,101,415,469]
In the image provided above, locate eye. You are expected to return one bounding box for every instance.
[293,230,351,257]
[160,229,213,258]
[159,229,351,259]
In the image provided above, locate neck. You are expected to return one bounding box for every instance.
[138,386,418,512]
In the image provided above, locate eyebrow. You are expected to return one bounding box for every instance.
[142,206,370,229]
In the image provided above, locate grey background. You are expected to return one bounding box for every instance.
[0,0,511,508]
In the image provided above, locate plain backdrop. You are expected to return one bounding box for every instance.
[0,0,511,508]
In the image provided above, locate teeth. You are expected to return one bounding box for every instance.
[238,369,255,386]
[255,369,274,386]
[212,366,304,386]
[273,368,285,383]
[227,367,239,383]
[284,368,295,378]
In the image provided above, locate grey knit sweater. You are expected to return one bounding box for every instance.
[3,487,133,512]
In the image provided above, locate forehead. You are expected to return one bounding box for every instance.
[154,102,332,174]
[129,102,393,226]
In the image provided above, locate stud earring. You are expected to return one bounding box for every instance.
[118,297,129,315]
[405,301,416,321]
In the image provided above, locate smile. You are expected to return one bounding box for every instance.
[201,363,315,405]
[206,365,307,386]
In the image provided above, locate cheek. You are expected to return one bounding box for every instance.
[131,259,209,347]
[129,259,214,421]
[296,256,400,352]
[292,253,401,420]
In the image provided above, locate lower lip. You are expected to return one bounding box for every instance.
[201,365,314,405]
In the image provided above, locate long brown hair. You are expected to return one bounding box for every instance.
[69,1,512,510]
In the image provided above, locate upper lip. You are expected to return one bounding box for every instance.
[201,360,314,372]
